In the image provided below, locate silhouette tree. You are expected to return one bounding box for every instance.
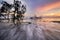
[0,0,26,24]
[0,1,13,22]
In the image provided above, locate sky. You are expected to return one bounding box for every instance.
[24,0,60,16]
[0,0,60,16]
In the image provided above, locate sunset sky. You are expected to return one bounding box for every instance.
[36,1,60,12]
[0,0,60,16]
[25,0,60,16]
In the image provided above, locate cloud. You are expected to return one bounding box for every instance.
[36,1,60,12]
[3,0,14,4]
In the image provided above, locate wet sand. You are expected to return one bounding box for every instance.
[0,20,60,40]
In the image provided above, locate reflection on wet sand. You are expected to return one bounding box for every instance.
[37,19,60,40]
[0,19,60,40]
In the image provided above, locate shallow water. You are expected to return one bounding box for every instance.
[0,19,60,40]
